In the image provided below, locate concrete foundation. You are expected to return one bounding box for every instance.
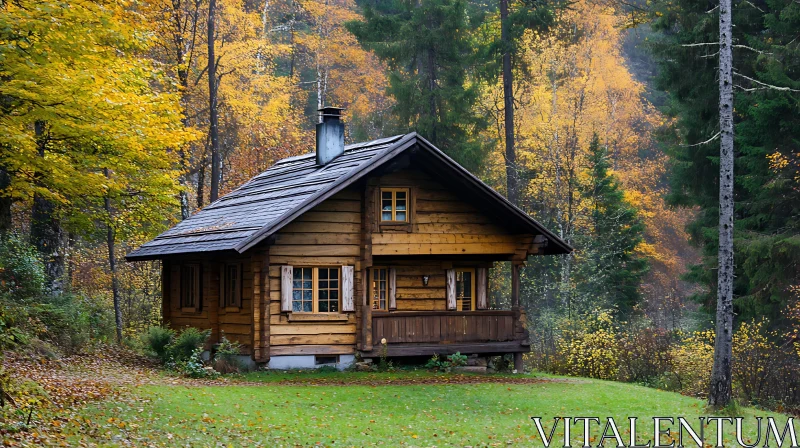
[267,354,355,371]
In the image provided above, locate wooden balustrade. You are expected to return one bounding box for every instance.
[374,309,526,343]
[361,310,529,357]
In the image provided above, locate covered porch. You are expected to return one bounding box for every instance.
[358,263,529,369]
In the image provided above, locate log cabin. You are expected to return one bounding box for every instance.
[126,108,572,370]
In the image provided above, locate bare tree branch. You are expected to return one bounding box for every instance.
[681,131,721,147]
[733,44,772,55]
[681,42,718,47]
[734,72,800,92]
[744,0,764,12]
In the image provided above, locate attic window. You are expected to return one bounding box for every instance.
[380,188,409,222]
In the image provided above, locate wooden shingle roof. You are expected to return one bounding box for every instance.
[126,133,572,260]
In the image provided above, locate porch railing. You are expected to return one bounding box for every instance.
[371,310,520,345]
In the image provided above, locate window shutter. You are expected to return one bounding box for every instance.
[341,266,354,312]
[388,268,397,310]
[281,265,293,312]
[476,267,488,310]
[446,269,456,310]
[219,264,226,308]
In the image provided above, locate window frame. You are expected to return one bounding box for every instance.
[180,263,202,313]
[369,267,389,311]
[455,268,476,312]
[379,187,411,223]
[291,266,342,314]
[222,263,242,309]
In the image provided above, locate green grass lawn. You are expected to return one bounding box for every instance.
[67,370,785,447]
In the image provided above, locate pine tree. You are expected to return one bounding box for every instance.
[576,135,648,313]
[346,0,487,171]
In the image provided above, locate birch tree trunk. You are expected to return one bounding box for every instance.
[500,0,518,206]
[709,0,735,408]
[208,0,221,202]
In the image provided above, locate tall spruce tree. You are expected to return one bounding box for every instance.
[650,0,800,326]
[576,135,648,313]
[346,0,487,171]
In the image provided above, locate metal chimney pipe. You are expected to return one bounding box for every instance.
[316,107,345,166]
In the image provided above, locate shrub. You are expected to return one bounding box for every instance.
[668,329,715,397]
[34,294,114,353]
[0,304,30,350]
[446,352,468,368]
[617,326,674,384]
[174,347,218,379]
[168,327,210,363]
[424,352,468,372]
[0,234,46,304]
[731,320,800,412]
[0,235,114,355]
[1,293,113,355]
[213,336,244,374]
[141,326,175,362]
[424,353,441,370]
[556,309,620,380]
[526,311,562,373]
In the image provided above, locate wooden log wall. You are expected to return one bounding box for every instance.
[370,169,533,256]
[387,260,447,311]
[164,255,254,354]
[267,189,362,357]
[217,254,255,352]
[251,247,269,362]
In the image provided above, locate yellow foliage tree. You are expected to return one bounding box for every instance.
[480,0,693,317]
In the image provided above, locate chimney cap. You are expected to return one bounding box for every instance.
[318,106,344,118]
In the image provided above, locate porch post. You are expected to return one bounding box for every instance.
[362,268,373,351]
[512,262,523,372]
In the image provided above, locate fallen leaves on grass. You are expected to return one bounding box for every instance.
[1,349,564,446]
[0,345,191,446]
[275,373,549,387]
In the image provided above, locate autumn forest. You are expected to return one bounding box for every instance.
[2,0,800,421]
